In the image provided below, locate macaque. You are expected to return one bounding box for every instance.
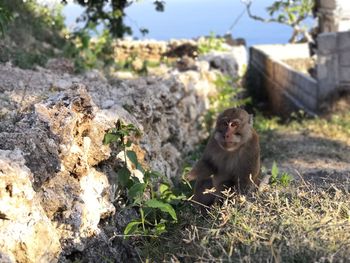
[187,108,260,206]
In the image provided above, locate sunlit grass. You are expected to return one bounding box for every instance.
[138,180,350,262]
[135,110,350,262]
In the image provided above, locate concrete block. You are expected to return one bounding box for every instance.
[337,31,350,50]
[317,55,338,80]
[250,48,266,69]
[264,56,274,78]
[266,80,284,113]
[339,66,350,82]
[295,86,318,110]
[318,76,337,100]
[283,90,317,113]
[317,33,337,54]
[274,61,291,87]
[339,51,350,66]
[290,70,318,97]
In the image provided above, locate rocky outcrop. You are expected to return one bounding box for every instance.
[0,87,135,262]
[199,45,247,77]
[0,40,245,262]
[0,149,61,263]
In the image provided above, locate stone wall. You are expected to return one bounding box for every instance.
[0,52,228,261]
[317,31,350,100]
[249,44,318,115]
[112,39,197,62]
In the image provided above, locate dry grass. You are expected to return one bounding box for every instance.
[135,111,350,262]
[139,180,350,262]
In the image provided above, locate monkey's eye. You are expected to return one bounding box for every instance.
[217,120,228,128]
[235,132,241,136]
[229,121,239,128]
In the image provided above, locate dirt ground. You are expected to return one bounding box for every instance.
[259,94,350,187]
[262,130,350,185]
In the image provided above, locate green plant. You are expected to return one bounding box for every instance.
[0,3,12,37]
[270,161,293,187]
[0,0,68,68]
[198,32,228,54]
[63,27,115,72]
[63,0,165,38]
[103,120,185,237]
[243,0,314,43]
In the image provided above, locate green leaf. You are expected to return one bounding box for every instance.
[103,133,120,145]
[126,150,138,167]
[118,167,131,187]
[159,183,169,194]
[149,170,163,179]
[288,12,296,23]
[271,161,279,179]
[125,140,132,147]
[128,183,146,201]
[136,163,145,173]
[124,220,142,235]
[145,199,177,221]
[154,222,167,235]
[280,172,293,187]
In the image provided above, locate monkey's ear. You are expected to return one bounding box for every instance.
[248,114,254,127]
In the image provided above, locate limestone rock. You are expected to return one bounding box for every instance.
[0,114,61,190]
[0,149,61,263]
[0,38,245,260]
[199,45,248,77]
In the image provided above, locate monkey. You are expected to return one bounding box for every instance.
[187,107,260,207]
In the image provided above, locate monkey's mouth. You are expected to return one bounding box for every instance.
[222,141,237,150]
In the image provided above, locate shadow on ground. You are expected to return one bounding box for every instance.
[260,129,350,185]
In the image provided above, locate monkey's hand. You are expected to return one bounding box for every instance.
[185,169,197,181]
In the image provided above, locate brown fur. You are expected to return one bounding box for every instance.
[187,108,260,206]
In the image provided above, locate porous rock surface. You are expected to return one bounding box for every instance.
[0,43,244,262]
[0,149,60,263]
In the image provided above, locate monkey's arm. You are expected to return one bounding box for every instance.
[186,158,217,181]
[189,158,218,207]
[238,131,261,190]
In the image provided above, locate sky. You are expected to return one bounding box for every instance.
[61,0,313,45]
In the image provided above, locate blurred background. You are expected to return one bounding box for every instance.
[63,0,301,45]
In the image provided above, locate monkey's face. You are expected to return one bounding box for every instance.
[213,108,252,152]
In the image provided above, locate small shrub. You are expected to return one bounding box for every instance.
[270,161,293,187]
[103,120,186,237]
[198,32,228,54]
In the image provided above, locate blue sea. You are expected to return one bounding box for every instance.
[63,0,313,46]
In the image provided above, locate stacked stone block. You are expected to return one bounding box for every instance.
[317,31,350,99]
[249,44,318,115]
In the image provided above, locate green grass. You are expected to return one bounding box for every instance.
[254,111,350,144]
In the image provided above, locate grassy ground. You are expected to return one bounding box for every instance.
[135,107,350,262]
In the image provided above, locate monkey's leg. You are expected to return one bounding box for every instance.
[193,178,216,207]
[212,177,236,204]
[190,159,217,207]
